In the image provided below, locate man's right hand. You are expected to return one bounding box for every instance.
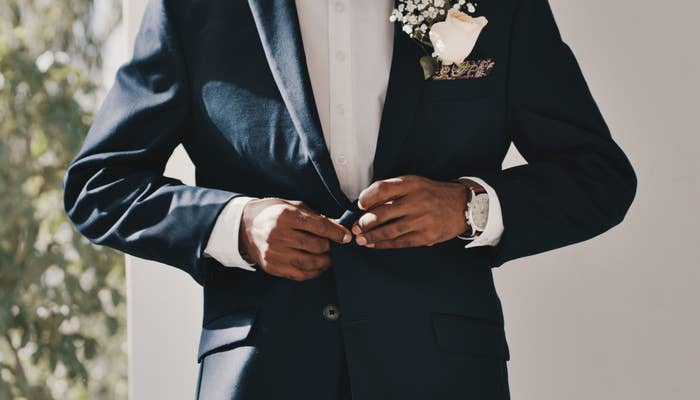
[239,198,352,281]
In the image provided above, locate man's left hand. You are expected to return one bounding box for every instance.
[352,175,476,249]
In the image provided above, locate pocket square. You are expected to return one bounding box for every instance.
[429,58,496,81]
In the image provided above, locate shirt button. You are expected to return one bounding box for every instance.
[336,154,347,165]
[334,1,345,13]
[336,103,345,115]
[322,304,340,321]
[335,51,346,62]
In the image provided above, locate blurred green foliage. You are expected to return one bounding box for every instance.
[0,0,126,399]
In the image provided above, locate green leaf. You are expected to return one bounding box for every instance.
[83,338,96,360]
[419,55,437,80]
[30,129,48,158]
[105,316,118,336]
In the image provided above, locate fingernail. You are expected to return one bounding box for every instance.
[366,243,375,248]
[351,225,361,235]
[343,233,352,243]
[356,236,367,246]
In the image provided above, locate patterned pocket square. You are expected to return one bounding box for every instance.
[429,58,496,81]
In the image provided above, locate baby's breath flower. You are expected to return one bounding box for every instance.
[390,0,484,82]
[389,0,478,46]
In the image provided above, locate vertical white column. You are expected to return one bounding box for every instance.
[123,1,201,399]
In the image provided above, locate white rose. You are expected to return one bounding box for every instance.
[428,9,488,65]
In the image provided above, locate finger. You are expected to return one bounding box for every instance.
[355,216,417,246]
[286,200,332,221]
[280,231,330,254]
[358,176,416,211]
[292,211,352,244]
[285,249,332,272]
[352,197,411,234]
[287,200,315,214]
[271,264,325,282]
[364,231,427,249]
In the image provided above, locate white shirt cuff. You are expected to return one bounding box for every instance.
[456,176,504,249]
[203,196,257,270]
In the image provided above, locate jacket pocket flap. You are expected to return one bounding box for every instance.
[431,312,509,360]
[197,309,258,362]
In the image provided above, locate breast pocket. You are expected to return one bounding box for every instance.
[422,74,501,102]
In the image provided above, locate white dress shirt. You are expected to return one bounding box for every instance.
[203,0,504,270]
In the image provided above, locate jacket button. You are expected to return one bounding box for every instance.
[322,304,340,321]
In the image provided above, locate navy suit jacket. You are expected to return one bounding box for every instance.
[63,0,636,398]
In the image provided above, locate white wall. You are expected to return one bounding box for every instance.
[494,2,700,399]
[123,1,700,399]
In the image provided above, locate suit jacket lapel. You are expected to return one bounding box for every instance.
[247,0,351,210]
[371,21,426,182]
[248,0,424,206]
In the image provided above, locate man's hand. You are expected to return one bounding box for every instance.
[239,198,352,281]
[352,175,475,249]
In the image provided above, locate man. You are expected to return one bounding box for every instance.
[63,0,636,398]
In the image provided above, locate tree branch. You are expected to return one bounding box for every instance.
[3,332,27,390]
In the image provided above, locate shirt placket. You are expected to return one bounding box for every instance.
[328,0,357,199]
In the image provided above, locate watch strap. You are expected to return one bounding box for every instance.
[453,178,486,240]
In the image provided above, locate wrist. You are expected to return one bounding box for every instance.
[452,178,487,238]
[238,199,258,265]
[451,181,471,236]
[455,178,486,196]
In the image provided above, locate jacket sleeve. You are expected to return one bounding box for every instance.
[480,0,637,267]
[62,0,240,285]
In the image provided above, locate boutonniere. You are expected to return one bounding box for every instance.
[390,1,491,80]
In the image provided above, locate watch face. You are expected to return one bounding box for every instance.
[469,193,489,231]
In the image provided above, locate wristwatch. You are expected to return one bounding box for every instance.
[455,178,489,240]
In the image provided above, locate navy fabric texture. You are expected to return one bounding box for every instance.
[63,0,636,398]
